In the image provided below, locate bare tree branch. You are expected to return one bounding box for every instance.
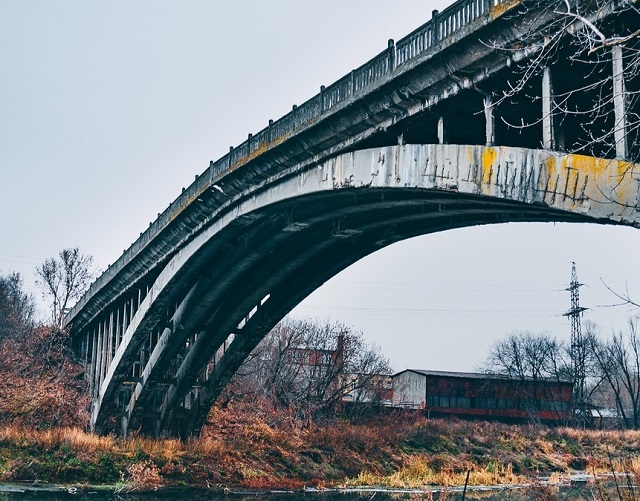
[35,247,97,329]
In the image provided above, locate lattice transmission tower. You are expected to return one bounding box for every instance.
[564,262,588,424]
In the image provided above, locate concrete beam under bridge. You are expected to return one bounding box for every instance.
[86,144,639,437]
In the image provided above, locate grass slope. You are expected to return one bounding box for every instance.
[1,411,640,492]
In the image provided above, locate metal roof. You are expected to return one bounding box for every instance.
[394,369,572,385]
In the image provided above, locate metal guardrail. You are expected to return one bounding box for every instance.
[68,0,517,324]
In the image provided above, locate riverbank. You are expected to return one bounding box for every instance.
[1,413,639,493]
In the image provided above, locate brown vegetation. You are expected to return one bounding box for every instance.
[0,326,89,429]
[3,403,640,492]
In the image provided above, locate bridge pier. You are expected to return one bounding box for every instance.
[542,66,555,150]
[484,94,495,146]
[612,45,628,159]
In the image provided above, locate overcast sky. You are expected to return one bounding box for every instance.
[2,0,640,373]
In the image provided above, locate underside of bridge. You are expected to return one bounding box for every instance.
[82,141,637,439]
[66,0,640,439]
[103,185,593,438]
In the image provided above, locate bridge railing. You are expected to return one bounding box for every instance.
[323,74,353,111]
[436,0,491,41]
[354,45,394,92]
[294,94,323,130]
[212,0,511,178]
[209,0,512,182]
[396,22,436,66]
[67,0,519,325]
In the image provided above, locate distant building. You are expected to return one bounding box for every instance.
[341,373,393,406]
[392,369,573,424]
[589,407,622,429]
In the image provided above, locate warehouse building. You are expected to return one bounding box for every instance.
[392,369,573,424]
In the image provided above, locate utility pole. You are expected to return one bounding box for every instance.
[564,262,588,426]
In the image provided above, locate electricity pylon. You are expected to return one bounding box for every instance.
[564,262,588,426]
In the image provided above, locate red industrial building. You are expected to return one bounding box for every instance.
[392,370,573,424]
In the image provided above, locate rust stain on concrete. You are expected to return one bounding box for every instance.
[489,0,521,19]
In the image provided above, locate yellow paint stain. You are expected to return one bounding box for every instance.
[169,185,208,223]
[572,153,635,179]
[615,159,633,181]
[169,130,297,222]
[489,0,521,19]
[229,117,317,171]
[542,156,558,204]
[229,132,292,171]
[168,198,192,223]
[565,155,624,197]
[481,147,498,185]
[550,153,638,208]
[565,154,606,178]
[544,156,558,179]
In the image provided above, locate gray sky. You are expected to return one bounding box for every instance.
[2,0,639,373]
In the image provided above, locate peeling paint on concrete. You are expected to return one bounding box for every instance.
[316,145,639,224]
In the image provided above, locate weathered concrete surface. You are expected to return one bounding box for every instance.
[89,145,638,435]
[325,145,640,223]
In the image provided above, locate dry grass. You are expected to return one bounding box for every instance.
[0,426,114,451]
[346,454,526,489]
[3,415,640,491]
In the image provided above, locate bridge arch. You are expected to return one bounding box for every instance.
[85,144,639,438]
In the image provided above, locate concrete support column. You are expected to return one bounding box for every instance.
[437,116,445,144]
[122,302,129,338]
[612,45,628,159]
[542,66,555,150]
[106,312,114,371]
[82,332,89,366]
[484,95,495,146]
[96,321,105,392]
[103,318,110,382]
[91,327,99,396]
[115,308,121,351]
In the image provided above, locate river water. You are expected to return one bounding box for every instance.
[0,482,630,501]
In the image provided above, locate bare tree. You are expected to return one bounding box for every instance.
[484,331,570,381]
[602,278,640,310]
[223,318,391,425]
[483,330,575,422]
[587,317,640,429]
[0,269,89,428]
[35,248,96,329]
[0,271,36,340]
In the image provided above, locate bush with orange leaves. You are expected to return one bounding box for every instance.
[0,325,89,429]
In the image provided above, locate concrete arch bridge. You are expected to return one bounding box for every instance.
[65,0,640,438]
